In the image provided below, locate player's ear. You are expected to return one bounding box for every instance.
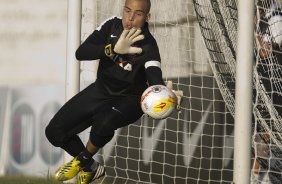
[146,13,151,22]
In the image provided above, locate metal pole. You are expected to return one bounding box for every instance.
[64,0,81,167]
[233,0,254,183]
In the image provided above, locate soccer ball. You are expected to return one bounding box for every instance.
[141,85,177,119]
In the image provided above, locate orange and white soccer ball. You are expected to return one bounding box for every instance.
[141,85,177,119]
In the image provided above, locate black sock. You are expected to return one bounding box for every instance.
[83,159,99,172]
[77,150,94,167]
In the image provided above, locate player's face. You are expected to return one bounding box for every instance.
[122,0,150,30]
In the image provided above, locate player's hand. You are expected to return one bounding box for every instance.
[166,80,184,111]
[114,28,144,55]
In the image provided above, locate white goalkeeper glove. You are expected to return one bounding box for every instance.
[166,80,184,111]
[114,28,144,54]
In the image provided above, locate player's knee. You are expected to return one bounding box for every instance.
[45,122,66,147]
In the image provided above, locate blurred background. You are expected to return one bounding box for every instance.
[0,0,67,177]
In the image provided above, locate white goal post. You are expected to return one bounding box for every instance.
[233,0,254,183]
[64,0,81,174]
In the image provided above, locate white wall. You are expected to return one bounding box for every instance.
[0,0,67,86]
[0,0,68,176]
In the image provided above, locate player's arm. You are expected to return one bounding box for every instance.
[75,32,106,60]
[145,60,165,86]
[76,26,144,62]
[75,18,116,61]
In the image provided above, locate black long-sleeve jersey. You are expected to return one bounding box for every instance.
[76,16,164,96]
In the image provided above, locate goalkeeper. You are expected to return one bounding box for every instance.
[45,0,182,184]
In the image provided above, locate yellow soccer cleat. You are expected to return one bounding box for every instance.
[74,164,105,184]
[54,157,83,181]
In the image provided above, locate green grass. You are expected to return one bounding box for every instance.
[0,176,146,184]
[0,176,112,184]
[0,176,62,184]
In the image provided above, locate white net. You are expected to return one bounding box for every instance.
[80,0,234,183]
[194,0,282,183]
[253,0,282,183]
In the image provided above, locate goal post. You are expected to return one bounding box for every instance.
[64,0,81,169]
[233,0,254,183]
[65,0,81,104]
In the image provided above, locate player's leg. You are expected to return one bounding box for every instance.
[90,95,143,147]
[45,82,106,181]
[74,95,143,184]
[45,82,102,155]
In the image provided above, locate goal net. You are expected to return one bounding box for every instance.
[194,0,282,183]
[78,0,280,183]
[80,0,233,183]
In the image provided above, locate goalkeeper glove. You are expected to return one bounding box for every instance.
[105,27,144,62]
[166,80,184,111]
[114,27,144,54]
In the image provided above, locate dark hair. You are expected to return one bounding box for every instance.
[125,0,151,13]
[145,0,151,13]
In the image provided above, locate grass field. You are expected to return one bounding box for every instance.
[0,176,108,184]
[0,176,147,184]
[0,176,62,184]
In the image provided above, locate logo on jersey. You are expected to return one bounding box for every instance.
[105,44,114,57]
[116,58,133,71]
